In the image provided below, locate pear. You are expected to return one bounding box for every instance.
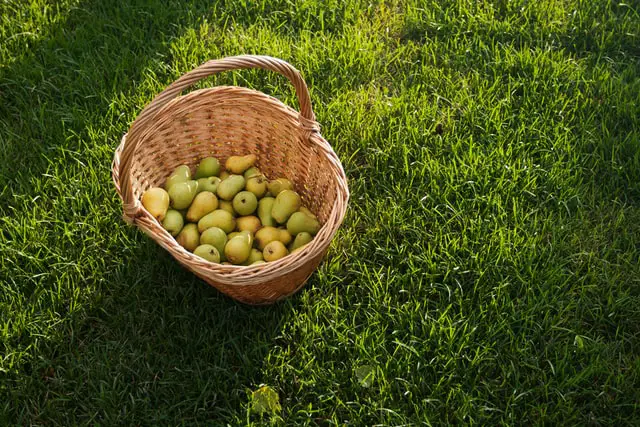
[233,191,258,216]
[236,215,261,234]
[257,197,276,227]
[299,206,317,220]
[245,248,264,265]
[219,200,236,216]
[224,233,252,264]
[193,244,221,263]
[289,232,312,251]
[198,209,236,233]
[194,156,220,179]
[227,232,241,241]
[255,226,281,250]
[217,175,246,201]
[161,209,184,236]
[278,228,293,245]
[291,243,309,254]
[176,223,199,252]
[186,191,218,222]
[272,190,301,224]
[238,230,254,248]
[251,260,267,266]
[141,187,170,220]
[267,178,293,196]
[243,167,261,179]
[263,240,288,262]
[199,226,227,257]
[219,170,230,180]
[221,262,232,265]
[286,211,321,236]
[165,165,191,190]
[225,154,257,174]
[246,175,268,199]
[196,176,221,194]
[168,180,198,210]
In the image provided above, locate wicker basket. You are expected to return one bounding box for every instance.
[112,55,349,305]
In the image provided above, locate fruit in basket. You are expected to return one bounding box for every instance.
[236,215,261,234]
[246,175,268,198]
[263,240,288,262]
[226,154,257,174]
[225,232,252,264]
[257,197,276,227]
[200,226,227,256]
[299,206,317,220]
[251,260,266,266]
[193,244,221,263]
[244,167,261,179]
[233,191,258,216]
[278,228,292,245]
[286,211,321,236]
[141,187,170,220]
[217,175,246,201]
[245,248,264,265]
[176,223,200,252]
[162,209,184,236]
[291,243,309,254]
[198,209,236,233]
[289,232,312,251]
[169,180,198,210]
[186,191,218,222]
[267,178,293,196]
[272,190,301,224]
[255,226,280,250]
[165,165,191,190]
[196,176,221,194]
[194,157,221,179]
[218,200,235,216]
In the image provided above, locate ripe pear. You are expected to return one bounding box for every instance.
[257,197,276,227]
[193,244,221,263]
[236,215,261,234]
[291,243,309,254]
[243,167,261,179]
[194,157,220,179]
[225,154,257,174]
[227,232,241,241]
[263,240,288,262]
[198,209,236,233]
[245,248,264,265]
[168,180,198,210]
[224,233,252,264]
[218,200,236,216]
[289,232,312,251]
[196,176,221,194]
[165,165,191,190]
[141,187,170,220]
[272,190,301,224]
[219,170,230,180]
[246,175,268,199]
[233,191,258,216]
[299,206,317,220]
[161,209,184,236]
[255,226,281,250]
[176,223,199,252]
[199,226,227,257]
[251,260,267,266]
[186,191,218,222]
[217,175,246,201]
[267,178,293,196]
[278,228,292,245]
[286,211,321,236]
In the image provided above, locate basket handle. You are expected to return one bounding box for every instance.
[119,55,317,216]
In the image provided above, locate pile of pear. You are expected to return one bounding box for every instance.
[140,154,320,266]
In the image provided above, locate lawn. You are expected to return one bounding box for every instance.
[1,0,639,424]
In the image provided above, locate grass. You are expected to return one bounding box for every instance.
[1,0,639,424]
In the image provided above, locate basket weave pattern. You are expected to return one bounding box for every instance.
[112,55,349,305]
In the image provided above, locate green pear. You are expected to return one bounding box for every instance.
[255,226,281,250]
[263,240,288,262]
[162,209,184,236]
[278,228,292,246]
[257,197,276,227]
[217,175,246,201]
[267,178,293,196]
[196,176,221,194]
[194,157,220,179]
[193,244,221,263]
[225,154,257,174]
[199,226,227,257]
[218,200,236,216]
[186,191,218,222]
[271,190,301,224]
[299,206,317,220]
[286,211,321,236]
[232,191,258,216]
[238,230,254,248]
[236,215,261,234]
[224,233,252,264]
[219,170,230,180]
[289,232,312,251]
[227,232,241,241]
[246,175,268,199]
[243,167,261,179]
[291,243,309,254]
[141,187,170,220]
[168,180,198,210]
[250,260,267,266]
[198,209,236,233]
[165,165,191,190]
[246,248,264,264]
[176,223,199,252]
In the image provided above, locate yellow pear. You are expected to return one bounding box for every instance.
[176,223,199,252]
[278,228,292,245]
[236,216,261,234]
[198,209,236,233]
[224,233,252,264]
[186,191,218,222]
[263,240,288,262]
[219,170,230,180]
[255,226,281,250]
[244,248,264,265]
[141,187,170,220]
[218,200,236,216]
[225,154,257,174]
[267,178,293,196]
